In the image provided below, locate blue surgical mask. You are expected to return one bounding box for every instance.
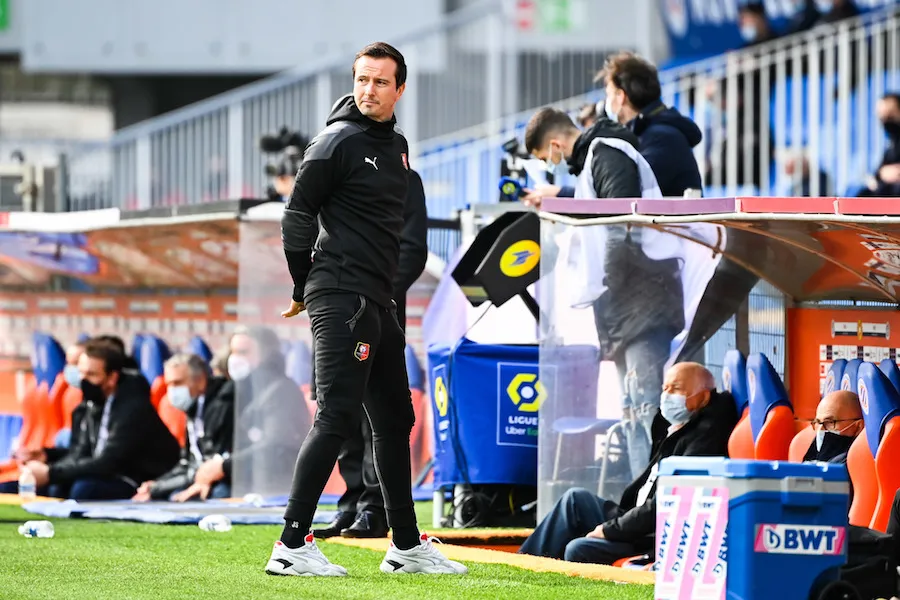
[63,365,81,388]
[167,385,195,413]
[545,143,568,178]
[661,392,692,425]
[605,96,619,122]
[740,24,758,42]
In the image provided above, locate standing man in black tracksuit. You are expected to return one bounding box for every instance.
[265,42,465,578]
[313,155,428,540]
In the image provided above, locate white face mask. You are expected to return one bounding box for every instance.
[740,23,758,42]
[228,354,252,381]
[63,364,81,388]
[605,96,619,122]
[167,385,195,413]
[661,392,693,426]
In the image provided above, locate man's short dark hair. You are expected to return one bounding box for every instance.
[524,107,578,154]
[882,93,900,109]
[83,339,126,375]
[353,42,407,89]
[597,52,662,111]
[93,334,127,356]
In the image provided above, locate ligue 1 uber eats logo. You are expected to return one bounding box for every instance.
[497,364,547,447]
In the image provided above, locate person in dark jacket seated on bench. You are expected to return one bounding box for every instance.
[802,390,863,465]
[132,353,235,502]
[518,362,738,564]
[20,338,181,500]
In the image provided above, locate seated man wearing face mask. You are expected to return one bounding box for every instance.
[518,362,738,564]
[19,338,181,500]
[802,390,863,466]
[132,353,235,502]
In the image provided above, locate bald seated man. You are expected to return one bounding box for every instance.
[802,390,863,464]
[519,362,739,565]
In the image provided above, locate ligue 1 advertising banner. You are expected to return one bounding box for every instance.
[659,0,897,59]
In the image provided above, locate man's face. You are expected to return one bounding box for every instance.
[662,364,709,412]
[229,334,259,369]
[814,391,863,437]
[164,363,205,400]
[78,353,117,397]
[531,138,566,167]
[353,56,405,123]
[604,80,625,122]
[877,98,900,124]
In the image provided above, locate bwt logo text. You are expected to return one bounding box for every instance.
[754,524,846,556]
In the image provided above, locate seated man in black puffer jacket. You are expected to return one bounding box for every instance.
[133,353,235,502]
[18,338,181,500]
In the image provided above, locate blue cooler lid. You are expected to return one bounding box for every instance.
[658,457,848,482]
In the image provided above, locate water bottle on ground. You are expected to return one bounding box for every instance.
[18,468,36,502]
[198,514,232,532]
[18,520,54,538]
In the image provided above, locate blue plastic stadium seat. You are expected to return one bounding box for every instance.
[744,353,795,460]
[722,349,749,416]
[825,358,848,396]
[284,341,312,388]
[186,336,212,363]
[139,336,171,385]
[841,358,864,394]
[878,358,900,394]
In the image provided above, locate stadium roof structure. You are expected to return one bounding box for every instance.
[540,196,900,304]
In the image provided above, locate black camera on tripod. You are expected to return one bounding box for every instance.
[259,126,310,201]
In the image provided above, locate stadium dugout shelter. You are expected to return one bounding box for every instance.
[0,199,439,502]
[532,194,900,523]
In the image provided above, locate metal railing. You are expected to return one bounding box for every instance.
[63,0,621,212]
[61,5,900,219]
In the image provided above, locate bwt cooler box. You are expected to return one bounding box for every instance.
[654,457,850,600]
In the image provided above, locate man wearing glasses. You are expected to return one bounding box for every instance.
[802,390,864,465]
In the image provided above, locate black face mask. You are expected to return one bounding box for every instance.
[80,379,106,404]
[883,120,900,139]
[815,431,856,462]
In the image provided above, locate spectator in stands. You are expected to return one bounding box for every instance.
[12,339,180,500]
[599,51,703,197]
[802,390,863,464]
[737,2,777,46]
[132,353,235,502]
[786,0,821,35]
[817,0,859,25]
[859,93,900,197]
[519,363,737,564]
[55,341,87,448]
[211,326,309,496]
[784,152,832,196]
[315,167,428,539]
[525,106,685,482]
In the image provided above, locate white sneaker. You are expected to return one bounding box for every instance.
[265,534,348,577]
[380,534,468,575]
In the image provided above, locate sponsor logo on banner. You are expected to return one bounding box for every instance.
[496,362,552,447]
[431,365,450,443]
[754,524,846,555]
[499,240,540,278]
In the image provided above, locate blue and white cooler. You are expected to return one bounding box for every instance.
[654,457,850,600]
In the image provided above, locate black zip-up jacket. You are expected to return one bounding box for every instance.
[282,94,410,307]
[568,116,642,199]
[601,390,738,542]
[149,376,235,499]
[46,370,180,486]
